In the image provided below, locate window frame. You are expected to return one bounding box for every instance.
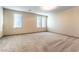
[13,13,23,29]
[37,15,42,28]
[37,15,47,29]
[41,16,47,28]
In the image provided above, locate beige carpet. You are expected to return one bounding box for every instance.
[0,32,79,52]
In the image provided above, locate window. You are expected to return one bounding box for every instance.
[37,15,42,28]
[37,15,47,28]
[42,16,47,28]
[13,13,23,28]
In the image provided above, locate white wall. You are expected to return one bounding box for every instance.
[48,7,79,37]
[0,7,3,37]
[47,13,57,31]
[3,9,47,35]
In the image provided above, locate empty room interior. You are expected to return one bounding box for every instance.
[0,6,79,52]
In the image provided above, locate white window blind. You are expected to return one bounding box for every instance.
[13,13,23,28]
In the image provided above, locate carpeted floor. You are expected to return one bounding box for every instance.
[0,32,79,52]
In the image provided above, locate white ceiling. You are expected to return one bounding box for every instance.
[3,6,75,15]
